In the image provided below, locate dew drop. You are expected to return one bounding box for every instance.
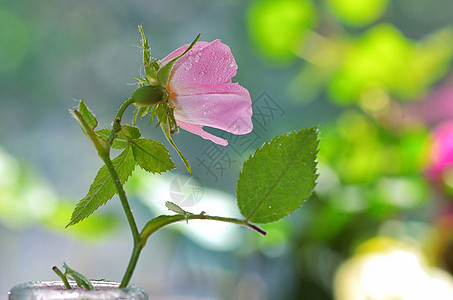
[199,71,205,77]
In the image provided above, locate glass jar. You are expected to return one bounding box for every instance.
[8,280,148,300]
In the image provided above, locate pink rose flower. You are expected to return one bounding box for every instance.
[159,40,253,146]
[426,121,453,180]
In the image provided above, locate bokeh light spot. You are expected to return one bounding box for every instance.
[327,0,390,27]
[248,0,317,62]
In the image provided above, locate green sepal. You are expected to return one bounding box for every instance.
[138,25,158,85]
[157,34,200,87]
[63,263,94,290]
[139,106,152,119]
[131,138,176,174]
[157,105,191,173]
[133,77,150,86]
[237,127,319,224]
[67,147,136,226]
[148,105,158,125]
[133,106,140,125]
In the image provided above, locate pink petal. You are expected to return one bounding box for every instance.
[160,41,211,65]
[426,121,453,180]
[177,121,229,146]
[163,40,238,86]
[171,82,253,136]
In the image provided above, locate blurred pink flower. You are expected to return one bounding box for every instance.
[427,121,453,180]
[160,40,253,146]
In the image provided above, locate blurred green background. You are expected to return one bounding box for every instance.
[1,0,453,299]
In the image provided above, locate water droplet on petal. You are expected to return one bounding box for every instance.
[199,71,205,77]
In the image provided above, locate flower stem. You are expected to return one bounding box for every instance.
[95,96,267,288]
[120,242,143,288]
[100,97,144,288]
[108,97,135,147]
[100,153,140,243]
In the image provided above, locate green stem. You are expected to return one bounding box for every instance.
[100,137,143,288]
[120,243,143,288]
[52,266,72,290]
[140,214,266,247]
[102,97,143,288]
[116,97,135,120]
[100,153,140,243]
[108,97,135,146]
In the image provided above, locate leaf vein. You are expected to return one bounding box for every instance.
[245,135,308,222]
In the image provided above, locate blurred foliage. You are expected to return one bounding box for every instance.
[326,0,390,27]
[247,0,317,63]
[317,110,430,216]
[328,25,453,104]
[248,0,453,106]
[1,0,453,298]
[245,0,453,298]
[0,146,118,241]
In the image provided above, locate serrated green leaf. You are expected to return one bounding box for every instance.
[95,129,128,149]
[131,138,175,174]
[94,126,141,150]
[120,125,141,140]
[63,263,93,290]
[67,147,136,226]
[237,127,319,224]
